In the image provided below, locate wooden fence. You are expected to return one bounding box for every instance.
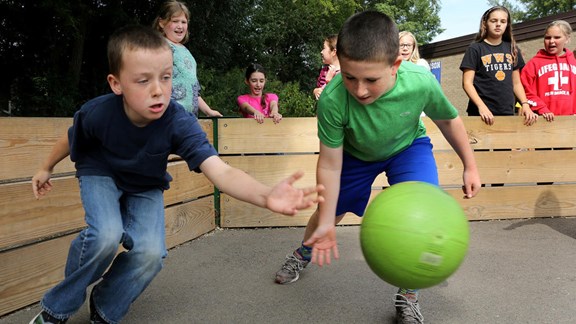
[1,116,576,317]
[218,116,576,226]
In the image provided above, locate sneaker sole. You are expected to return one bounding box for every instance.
[275,272,300,284]
[29,314,41,324]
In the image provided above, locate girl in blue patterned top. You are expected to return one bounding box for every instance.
[153,0,222,117]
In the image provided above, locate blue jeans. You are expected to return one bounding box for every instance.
[41,176,167,324]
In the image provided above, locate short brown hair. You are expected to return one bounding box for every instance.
[337,11,399,65]
[107,25,170,76]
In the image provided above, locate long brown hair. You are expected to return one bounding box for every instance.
[245,63,268,111]
[475,6,518,64]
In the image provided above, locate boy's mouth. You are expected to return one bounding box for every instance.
[149,103,164,113]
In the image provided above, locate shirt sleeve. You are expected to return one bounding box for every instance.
[460,45,479,72]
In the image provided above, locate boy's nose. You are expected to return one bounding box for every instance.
[354,83,369,98]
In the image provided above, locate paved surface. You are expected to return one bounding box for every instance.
[2,218,576,324]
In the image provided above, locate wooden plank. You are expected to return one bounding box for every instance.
[219,154,319,227]
[220,193,361,227]
[223,184,576,227]
[221,155,317,187]
[446,184,576,220]
[221,149,576,190]
[217,118,319,154]
[164,161,214,206]
[425,116,576,151]
[0,162,213,251]
[0,234,74,316]
[434,150,576,185]
[0,117,75,181]
[0,176,84,251]
[165,197,215,249]
[0,118,213,183]
[216,116,576,156]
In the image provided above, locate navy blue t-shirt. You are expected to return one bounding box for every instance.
[69,93,218,192]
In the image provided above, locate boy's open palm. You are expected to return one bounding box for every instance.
[266,171,325,216]
[304,224,339,266]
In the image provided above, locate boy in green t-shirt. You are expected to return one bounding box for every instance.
[274,11,481,324]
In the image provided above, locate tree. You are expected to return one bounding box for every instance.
[489,0,576,22]
[373,0,444,43]
[0,0,444,117]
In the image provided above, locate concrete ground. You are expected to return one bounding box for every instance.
[2,218,576,324]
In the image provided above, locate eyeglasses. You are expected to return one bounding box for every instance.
[400,43,414,49]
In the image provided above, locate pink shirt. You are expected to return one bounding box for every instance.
[237,93,279,118]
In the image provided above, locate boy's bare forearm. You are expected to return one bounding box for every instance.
[434,118,477,171]
[41,133,71,172]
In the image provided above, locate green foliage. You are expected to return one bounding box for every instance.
[1,0,444,116]
[197,66,246,117]
[198,65,316,118]
[374,0,444,44]
[271,82,317,117]
[10,73,80,117]
[489,0,576,22]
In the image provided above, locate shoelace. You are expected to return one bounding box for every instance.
[283,254,304,273]
[394,294,424,324]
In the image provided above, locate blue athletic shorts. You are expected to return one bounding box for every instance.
[336,136,438,216]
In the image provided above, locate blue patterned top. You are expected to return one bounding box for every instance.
[167,39,201,116]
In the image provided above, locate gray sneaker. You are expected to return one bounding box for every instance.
[275,251,309,284]
[394,293,424,324]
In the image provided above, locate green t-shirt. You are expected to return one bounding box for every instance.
[317,61,458,162]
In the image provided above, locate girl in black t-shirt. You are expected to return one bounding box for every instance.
[459,6,538,126]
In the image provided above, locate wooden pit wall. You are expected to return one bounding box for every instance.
[0,117,216,317]
[218,116,576,227]
[2,115,575,317]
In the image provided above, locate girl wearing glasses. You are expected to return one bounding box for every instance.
[399,31,430,71]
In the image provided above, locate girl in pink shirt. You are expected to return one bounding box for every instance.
[237,63,282,124]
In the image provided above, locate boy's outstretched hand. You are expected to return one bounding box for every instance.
[266,171,325,216]
[304,223,339,266]
[32,170,53,199]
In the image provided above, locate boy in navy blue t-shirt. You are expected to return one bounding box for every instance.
[30,25,322,324]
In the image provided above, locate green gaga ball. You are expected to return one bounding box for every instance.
[360,181,469,289]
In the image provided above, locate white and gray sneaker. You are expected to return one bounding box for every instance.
[274,251,309,284]
[394,292,424,324]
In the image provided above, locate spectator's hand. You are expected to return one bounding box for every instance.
[270,112,282,124]
[542,112,554,122]
[520,106,538,126]
[206,109,223,117]
[32,170,53,199]
[304,223,339,266]
[253,111,265,124]
[313,87,323,100]
[478,106,495,125]
[325,64,338,82]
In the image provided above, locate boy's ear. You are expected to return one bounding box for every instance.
[107,74,123,95]
[391,56,403,74]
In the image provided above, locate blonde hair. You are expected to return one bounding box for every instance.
[398,31,421,64]
[152,0,190,44]
[546,20,572,38]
